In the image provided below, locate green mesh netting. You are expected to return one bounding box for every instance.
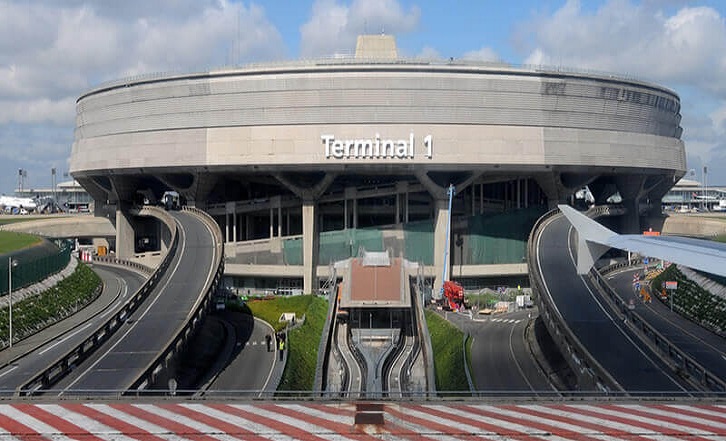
[403,220,434,265]
[467,206,546,264]
[283,228,384,266]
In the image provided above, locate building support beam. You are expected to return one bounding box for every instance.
[273,172,338,294]
[115,204,135,260]
[302,199,319,294]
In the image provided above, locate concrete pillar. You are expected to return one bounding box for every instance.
[432,198,450,300]
[269,206,274,239]
[344,198,348,229]
[480,183,483,214]
[233,212,237,242]
[616,175,646,234]
[345,187,357,229]
[246,215,252,240]
[225,213,230,242]
[115,207,135,260]
[302,199,319,294]
[396,181,408,224]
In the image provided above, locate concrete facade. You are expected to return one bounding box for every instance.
[69,36,686,294]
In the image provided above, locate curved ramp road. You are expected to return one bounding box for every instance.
[607,267,726,382]
[536,214,689,392]
[0,265,146,392]
[52,210,219,393]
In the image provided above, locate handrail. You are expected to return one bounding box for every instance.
[18,207,179,395]
[127,206,224,391]
[592,264,726,392]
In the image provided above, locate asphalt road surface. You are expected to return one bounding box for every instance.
[204,313,276,395]
[607,266,726,381]
[0,265,146,392]
[441,308,553,392]
[52,210,218,393]
[536,213,689,392]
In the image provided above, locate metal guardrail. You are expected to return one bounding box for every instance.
[526,205,623,393]
[128,206,224,391]
[94,256,154,275]
[17,207,179,395]
[591,264,726,392]
[411,278,436,394]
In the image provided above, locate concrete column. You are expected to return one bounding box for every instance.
[432,198,450,300]
[246,215,252,240]
[302,199,319,294]
[233,213,237,242]
[480,183,483,214]
[353,199,358,228]
[269,206,274,238]
[345,187,357,229]
[225,213,230,242]
[344,198,348,229]
[396,181,408,224]
[115,207,135,260]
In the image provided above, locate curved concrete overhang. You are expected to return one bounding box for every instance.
[70,59,685,185]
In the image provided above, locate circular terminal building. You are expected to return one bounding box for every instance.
[70,35,685,294]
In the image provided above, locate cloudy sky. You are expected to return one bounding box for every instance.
[2,0,726,195]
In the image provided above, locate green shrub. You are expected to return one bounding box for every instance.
[0,263,101,347]
[652,265,726,333]
[425,310,469,393]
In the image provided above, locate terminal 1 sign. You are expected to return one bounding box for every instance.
[322,133,433,159]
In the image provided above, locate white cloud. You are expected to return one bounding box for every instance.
[0,0,286,193]
[300,0,420,58]
[417,46,441,59]
[0,98,76,125]
[0,0,285,104]
[462,47,500,62]
[521,1,726,93]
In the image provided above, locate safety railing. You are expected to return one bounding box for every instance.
[127,206,224,391]
[17,207,179,395]
[526,206,622,393]
[591,264,726,392]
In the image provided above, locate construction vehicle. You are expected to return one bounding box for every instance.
[442,280,465,311]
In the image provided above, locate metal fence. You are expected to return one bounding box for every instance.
[0,240,72,296]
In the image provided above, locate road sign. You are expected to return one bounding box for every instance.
[634,282,641,291]
[665,281,678,290]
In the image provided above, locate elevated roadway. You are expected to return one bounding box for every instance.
[535,212,690,392]
[0,265,146,393]
[606,267,726,382]
[49,209,220,393]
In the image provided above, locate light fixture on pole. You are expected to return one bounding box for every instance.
[703,165,708,211]
[8,257,18,348]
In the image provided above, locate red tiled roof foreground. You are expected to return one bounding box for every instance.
[0,402,724,439]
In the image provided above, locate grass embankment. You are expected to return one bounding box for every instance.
[0,217,47,226]
[247,295,328,392]
[0,263,101,347]
[0,231,41,253]
[424,310,470,393]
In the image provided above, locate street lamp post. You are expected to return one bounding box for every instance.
[704,166,708,211]
[7,257,18,348]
